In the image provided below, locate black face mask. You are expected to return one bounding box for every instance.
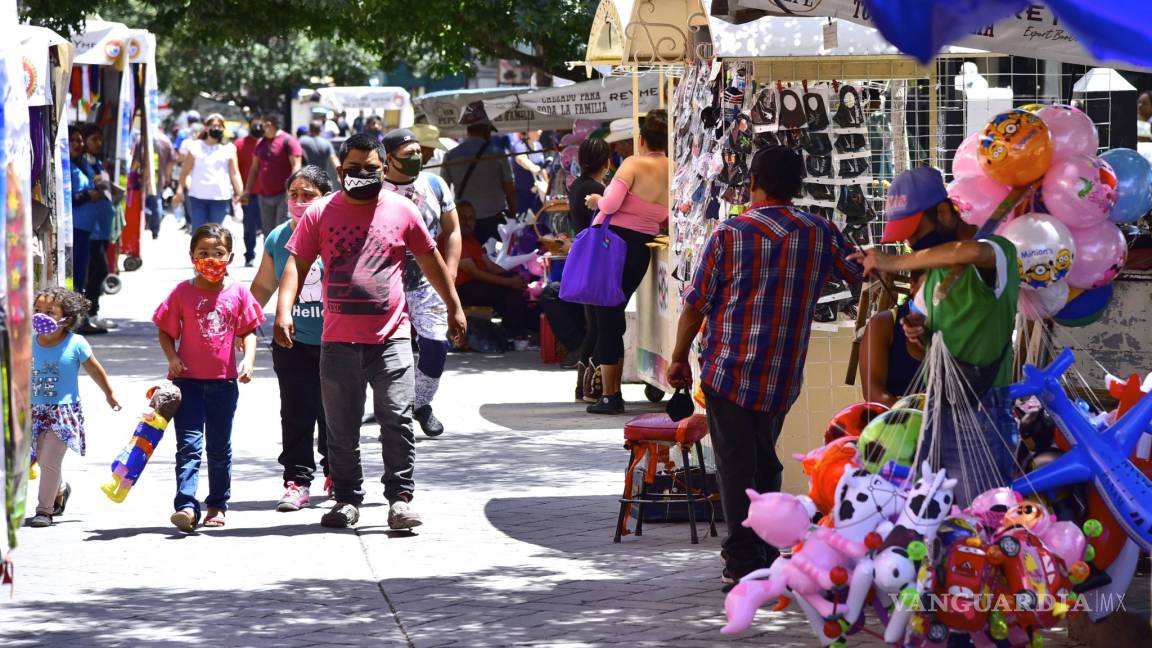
[208,128,224,141]
[910,229,957,251]
[342,168,383,201]
[249,126,263,138]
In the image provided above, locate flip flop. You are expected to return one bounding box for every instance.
[170,509,197,533]
[203,509,226,528]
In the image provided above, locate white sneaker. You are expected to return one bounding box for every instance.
[387,501,423,530]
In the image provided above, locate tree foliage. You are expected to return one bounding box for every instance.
[20,0,597,109]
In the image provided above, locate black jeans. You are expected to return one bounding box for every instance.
[84,239,109,316]
[319,339,415,507]
[271,342,329,486]
[591,226,654,365]
[538,282,586,351]
[457,281,533,337]
[578,305,598,363]
[704,387,787,577]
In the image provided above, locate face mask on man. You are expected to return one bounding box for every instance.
[391,155,422,178]
[909,230,957,252]
[249,125,263,137]
[342,168,384,201]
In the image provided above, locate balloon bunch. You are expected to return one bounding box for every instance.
[948,105,1148,326]
[722,384,1135,646]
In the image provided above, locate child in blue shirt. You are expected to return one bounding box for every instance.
[30,288,120,527]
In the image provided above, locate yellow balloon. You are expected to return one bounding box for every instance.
[978,109,1054,187]
[1019,104,1045,113]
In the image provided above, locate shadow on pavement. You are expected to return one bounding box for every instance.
[0,579,406,647]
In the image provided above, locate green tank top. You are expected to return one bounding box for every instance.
[922,235,1019,387]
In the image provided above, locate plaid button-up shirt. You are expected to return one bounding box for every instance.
[684,203,863,412]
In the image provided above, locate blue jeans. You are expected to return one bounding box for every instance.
[185,196,230,232]
[173,379,239,515]
[915,386,1019,507]
[241,198,262,263]
[144,194,163,236]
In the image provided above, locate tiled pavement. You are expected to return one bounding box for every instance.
[0,219,1143,647]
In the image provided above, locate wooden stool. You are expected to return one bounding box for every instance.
[614,413,718,544]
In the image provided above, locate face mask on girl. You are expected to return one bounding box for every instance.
[33,312,65,335]
[288,201,311,221]
[193,257,229,283]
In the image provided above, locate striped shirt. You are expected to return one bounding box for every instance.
[684,203,863,412]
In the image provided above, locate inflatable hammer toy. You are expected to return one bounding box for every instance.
[101,383,182,502]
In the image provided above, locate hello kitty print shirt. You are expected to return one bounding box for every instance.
[153,280,264,379]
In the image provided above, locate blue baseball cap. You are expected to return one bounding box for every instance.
[881,167,949,243]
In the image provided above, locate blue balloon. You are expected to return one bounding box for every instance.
[1101,149,1152,223]
[1054,283,1113,322]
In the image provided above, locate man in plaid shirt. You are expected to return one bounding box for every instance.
[668,146,863,586]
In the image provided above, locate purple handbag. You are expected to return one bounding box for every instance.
[559,213,627,306]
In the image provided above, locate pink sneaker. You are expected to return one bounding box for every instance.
[276,482,311,512]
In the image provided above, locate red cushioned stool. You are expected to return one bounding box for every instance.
[614,412,718,544]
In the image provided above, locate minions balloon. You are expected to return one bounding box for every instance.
[978,109,1054,187]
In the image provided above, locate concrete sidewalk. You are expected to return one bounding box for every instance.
[0,217,1116,647]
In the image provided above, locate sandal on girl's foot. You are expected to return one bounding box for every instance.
[203,509,226,528]
[170,508,198,533]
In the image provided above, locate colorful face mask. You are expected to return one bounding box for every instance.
[193,257,229,283]
[33,312,63,335]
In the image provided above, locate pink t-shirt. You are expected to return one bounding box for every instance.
[152,280,265,380]
[286,190,436,344]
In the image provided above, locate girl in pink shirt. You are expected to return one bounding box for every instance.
[153,224,264,531]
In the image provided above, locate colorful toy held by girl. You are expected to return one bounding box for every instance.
[153,224,263,532]
[30,288,120,527]
[102,383,182,502]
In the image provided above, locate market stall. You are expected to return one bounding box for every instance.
[18,25,75,289]
[68,19,160,280]
[586,1,1152,646]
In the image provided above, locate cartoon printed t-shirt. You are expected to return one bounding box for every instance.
[265,220,324,345]
[286,190,436,344]
[32,333,92,405]
[153,280,265,380]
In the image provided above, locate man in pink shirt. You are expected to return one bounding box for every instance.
[275,133,466,529]
[242,113,303,236]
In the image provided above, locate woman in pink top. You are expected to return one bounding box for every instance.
[153,224,264,531]
[583,110,669,414]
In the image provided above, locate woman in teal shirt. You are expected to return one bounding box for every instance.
[249,166,332,512]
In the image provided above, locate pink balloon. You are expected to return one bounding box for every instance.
[1036,105,1099,159]
[948,175,1012,226]
[1067,222,1128,289]
[1040,154,1117,229]
[952,132,984,178]
[1040,520,1087,567]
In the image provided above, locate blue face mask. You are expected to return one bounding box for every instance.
[909,230,956,251]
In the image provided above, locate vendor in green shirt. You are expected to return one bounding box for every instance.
[850,167,1018,507]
